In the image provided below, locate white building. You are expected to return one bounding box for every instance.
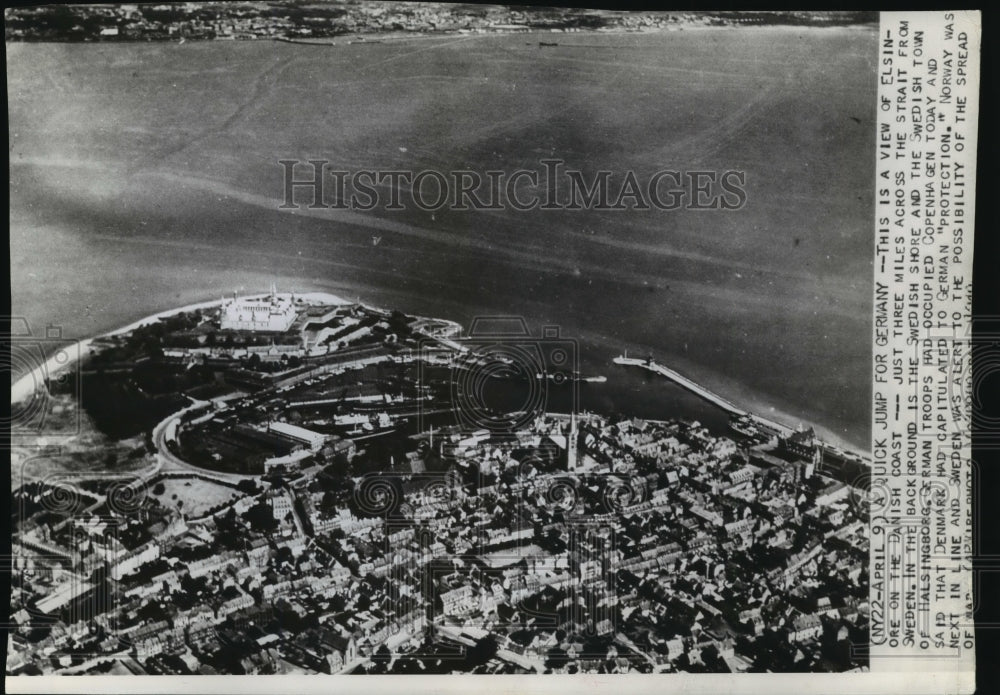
[220,286,298,332]
[268,421,327,450]
[111,542,161,581]
[788,612,823,642]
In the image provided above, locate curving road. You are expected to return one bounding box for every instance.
[151,400,258,483]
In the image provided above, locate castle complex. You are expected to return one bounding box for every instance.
[220,285,298,332]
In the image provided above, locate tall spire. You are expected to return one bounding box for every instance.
[567,412,578,471]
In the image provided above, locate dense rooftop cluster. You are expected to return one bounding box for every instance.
[9,295,869,674]
[5,3,876,42]
[11,415,868,674]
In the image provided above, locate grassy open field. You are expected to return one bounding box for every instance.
[152,476,241,516]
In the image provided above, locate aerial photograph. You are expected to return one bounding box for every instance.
[8,2,876,676]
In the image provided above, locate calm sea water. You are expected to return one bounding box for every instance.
[8,27,877,451]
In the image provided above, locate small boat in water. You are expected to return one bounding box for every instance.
[534,372,606,383]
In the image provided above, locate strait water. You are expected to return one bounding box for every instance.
[8,26,877,451]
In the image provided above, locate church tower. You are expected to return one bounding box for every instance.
[567,412,578,471]
[807,444,822,479]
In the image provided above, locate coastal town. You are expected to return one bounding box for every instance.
[4,3,875,43]
[9,289,871,675]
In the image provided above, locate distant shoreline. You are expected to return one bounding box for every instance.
[7,23,879,47]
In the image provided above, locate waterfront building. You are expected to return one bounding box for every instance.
[220,284,298,332]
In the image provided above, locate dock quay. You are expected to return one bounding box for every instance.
[613,354,794,436]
